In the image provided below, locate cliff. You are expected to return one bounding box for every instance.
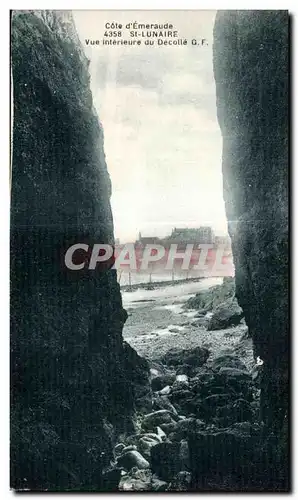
[10,10,147,491]
[213,7,288,477]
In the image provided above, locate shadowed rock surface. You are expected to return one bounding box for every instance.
[10,11,148,491]
[211,10,289,490]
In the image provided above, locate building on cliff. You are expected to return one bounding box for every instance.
[163,226,215,246]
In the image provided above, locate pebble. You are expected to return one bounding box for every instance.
[176,374,189,383]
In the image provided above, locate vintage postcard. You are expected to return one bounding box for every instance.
[10,10,289,491]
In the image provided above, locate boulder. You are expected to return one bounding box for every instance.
[190,371,221,390]
[159,422,178,435]
[170,388,193,402]
[191,379,238,400]
[152,395,178,416]
[142,410,177,431]
[137,433,162,459]
[171,418,205,440]
[123,433,160,451]
[151,374,176,392]
[169,390,197,416]
[138,436,160,459]
[141,432,162,442]
[117,450,150,471]
[211,354,248,372]
[185,277,235,311]
[207,299,243,330]
[162,346,210,368]
[120,445,137,454]
[218,367,251,380]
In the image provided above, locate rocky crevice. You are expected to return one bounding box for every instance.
[10,10,149,491]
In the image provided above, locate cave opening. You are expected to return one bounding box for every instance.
[74,10,235,361]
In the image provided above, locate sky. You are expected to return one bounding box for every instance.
[73,10,227,242]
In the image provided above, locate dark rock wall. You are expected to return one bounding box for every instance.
[10,11,143,491]
[213,12,288,431]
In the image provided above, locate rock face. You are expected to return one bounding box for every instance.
[213,10,288,489]
[213,11,288,431]
[10,11,148,491]
[185,276,236,311]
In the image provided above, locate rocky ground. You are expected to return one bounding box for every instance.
[122,277,253,367]
[98,277,286,492]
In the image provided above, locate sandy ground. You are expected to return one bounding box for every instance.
[122,278,254,369]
